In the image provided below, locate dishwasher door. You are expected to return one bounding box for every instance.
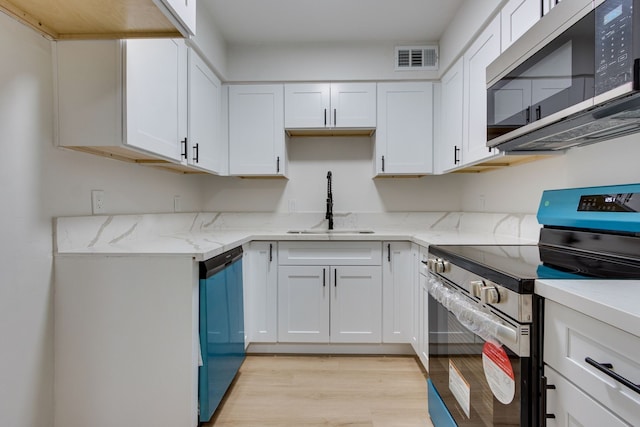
[198,246,245,422]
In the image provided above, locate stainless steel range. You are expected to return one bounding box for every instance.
[426,183,640,427]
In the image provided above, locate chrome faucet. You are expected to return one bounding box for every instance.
[326,171,334,230]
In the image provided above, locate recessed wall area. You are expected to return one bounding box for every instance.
[201,136,464,213]
[201,131,640,215]
[458,133,640,213]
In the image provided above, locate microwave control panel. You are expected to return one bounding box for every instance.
[595,0,634,95]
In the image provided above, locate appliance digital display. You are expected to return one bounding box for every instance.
[578,193,639,212]
[604,5,623,25]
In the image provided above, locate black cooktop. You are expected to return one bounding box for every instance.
[428,243,640,294]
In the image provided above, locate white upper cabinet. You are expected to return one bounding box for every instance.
[462,15,502,166]
[436,57,464,174]
[55,39,189,166]
[284,83,376,129]
[501,0,542,51]
[330,83,377,128]
[152,0,197,37]
[543,0,561,16]
[228,84,286,177]
[187,49,224,174]
[375,82,433,176]
[125,39,188,161]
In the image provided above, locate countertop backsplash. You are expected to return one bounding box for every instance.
[55,211,541,260]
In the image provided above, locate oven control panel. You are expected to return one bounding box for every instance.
[578,192,639,212]
[426,255,533,324]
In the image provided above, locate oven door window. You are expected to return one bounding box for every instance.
[428,294,529,426]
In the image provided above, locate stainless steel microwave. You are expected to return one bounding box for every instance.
[486,0,640,153]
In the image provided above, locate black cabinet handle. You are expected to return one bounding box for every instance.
[193,143,199,163]
[525,106,531,123]
[323,268,326,287]
[181,138,188,160]
[324,108,327,126]
[387,243,391,262]
[382,155,385,172]
[535,105,542,121]
[334,108,337,126]
[454,146,460,164]
[269,243,273,262]
[540,375,556,422]
[334,268,337,287]
[585,357,640,395]
[276,156,280,173]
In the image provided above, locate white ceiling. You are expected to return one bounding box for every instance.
[202,0,465,45]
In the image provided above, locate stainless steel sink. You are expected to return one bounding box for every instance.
[286,229,375,234]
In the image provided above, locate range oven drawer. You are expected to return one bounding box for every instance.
[544,300,640,426]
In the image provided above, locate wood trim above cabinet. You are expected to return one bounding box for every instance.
[0,0,181,40]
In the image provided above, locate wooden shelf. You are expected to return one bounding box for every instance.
[0,0,181,40]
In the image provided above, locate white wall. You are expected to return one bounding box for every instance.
[460,134,640,213]
[201,136,464,212]
[226,42,439,82]
[0,13,202,427]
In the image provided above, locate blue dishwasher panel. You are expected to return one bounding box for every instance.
[199,251,245,422]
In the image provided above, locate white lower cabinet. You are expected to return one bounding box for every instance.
[412,246,430,369]
[544,300,640,425]
[277,242,382,344]
[382,241,413,343]
[418,269,430,368]
[410,244,421,352]
[244,242,278,343]
[544,366,629,427]
[278,264,382,343]
[54,256,199,427]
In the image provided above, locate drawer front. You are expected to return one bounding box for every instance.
[278,241,382,266]
[544,366,629,427]
[544,300,640,425]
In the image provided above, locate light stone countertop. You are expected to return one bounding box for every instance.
[54,211,541,260]
[54,211,639,337]
[535,279,640,338]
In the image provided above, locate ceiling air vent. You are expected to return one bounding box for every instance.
[395,45,438,71]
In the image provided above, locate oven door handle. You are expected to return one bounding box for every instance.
[429,275,518,347]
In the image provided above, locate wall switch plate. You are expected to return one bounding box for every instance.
[91,190,105,214]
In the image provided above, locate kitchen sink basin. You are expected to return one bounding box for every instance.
[286,229,375,234]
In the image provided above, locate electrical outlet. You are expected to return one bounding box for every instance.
[174,196,182,212]
[288,199,296,213]
[91,190,105,214]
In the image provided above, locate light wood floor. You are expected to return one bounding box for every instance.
[204,355,433,427]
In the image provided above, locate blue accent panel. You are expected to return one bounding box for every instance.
[537,183,640,232]
[199,257,245,422]
[428,379,457,427]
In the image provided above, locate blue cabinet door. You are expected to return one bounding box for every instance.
[199,257,245,422]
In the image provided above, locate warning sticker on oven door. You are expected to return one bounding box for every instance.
[482,341,515,404]
[448,359,471,418]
